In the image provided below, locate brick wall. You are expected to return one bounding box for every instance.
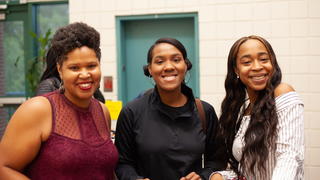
[69,0,320,178]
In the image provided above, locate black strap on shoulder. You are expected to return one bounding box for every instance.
[195,98,206,134]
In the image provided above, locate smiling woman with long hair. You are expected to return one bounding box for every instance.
[212,35,304,180]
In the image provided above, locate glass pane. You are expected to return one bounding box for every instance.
[37,4,69,37]
[0,105,19,139]
[34,3,68,83]
[0,21,25,96]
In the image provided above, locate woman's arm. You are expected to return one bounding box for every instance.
[115,106,144,180]
[199,101,228,180]
[0,97,51,180]
[272,84,304,180]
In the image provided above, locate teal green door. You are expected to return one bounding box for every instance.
[117,14,199,103]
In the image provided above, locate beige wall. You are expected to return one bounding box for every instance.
[69,0,320,179]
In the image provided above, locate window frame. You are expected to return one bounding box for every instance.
[0,0,67,99]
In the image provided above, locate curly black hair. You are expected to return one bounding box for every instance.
[219,35,282,178]
[52,22,101,66]
[40,22,101,81]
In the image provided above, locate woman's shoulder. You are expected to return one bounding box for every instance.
[274,83,303,111]
[7,96,52,140]
[197,99,218,120]
[126,92,150,109]
[15,97,51,122]
[20,96,51,112]
[98,101,111,130]
[198,99,215,110]
[274,83,295,98]
[98,101,110,119]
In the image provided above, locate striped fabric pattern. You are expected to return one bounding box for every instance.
[217,91,304,180]
[272,91,304,179]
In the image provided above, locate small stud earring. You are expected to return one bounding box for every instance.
[237,75,239,79]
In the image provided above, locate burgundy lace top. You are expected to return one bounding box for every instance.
[25,91,118,180]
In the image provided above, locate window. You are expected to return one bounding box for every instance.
[0,1,68,138]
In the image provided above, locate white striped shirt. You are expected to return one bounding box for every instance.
[218,91,304,180]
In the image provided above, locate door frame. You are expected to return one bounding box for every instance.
[116,13,199,103]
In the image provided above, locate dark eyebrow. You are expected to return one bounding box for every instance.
[171,53,182,56]
[153,55,164,59]
[239,52,269,60]
[258,52,269,56]
[239,54,251,60]
[67,63,80,66]
[154,53,182,59]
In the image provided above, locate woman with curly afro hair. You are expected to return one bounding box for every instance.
[0,22,118,179]
[211,35,304,180]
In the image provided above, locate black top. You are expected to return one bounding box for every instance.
[115,84,227,180]
[36,77,60,96]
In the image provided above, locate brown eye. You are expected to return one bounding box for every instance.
[69,66,79,71]
[173,57,181,63]
[241,58,251,65]
[154,58,163,65]
[88,64,97,69]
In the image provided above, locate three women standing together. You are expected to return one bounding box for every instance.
[0,22,303,180]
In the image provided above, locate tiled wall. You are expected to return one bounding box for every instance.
[69,0,320,178]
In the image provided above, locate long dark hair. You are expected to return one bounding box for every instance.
[40,48,60,81]
[219,35,282,178]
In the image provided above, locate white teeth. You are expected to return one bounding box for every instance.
[252,76,265,80]
[79,83,91,88]
[163,76,176,81]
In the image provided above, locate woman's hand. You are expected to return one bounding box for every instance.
[180,172,201,180]
[210,173,224,180]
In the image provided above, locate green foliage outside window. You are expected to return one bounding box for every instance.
[37,4,68,36]
[3,3,68,97]
[4,21,25,96]
[26,3,68,96]
[26,29,52,96]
